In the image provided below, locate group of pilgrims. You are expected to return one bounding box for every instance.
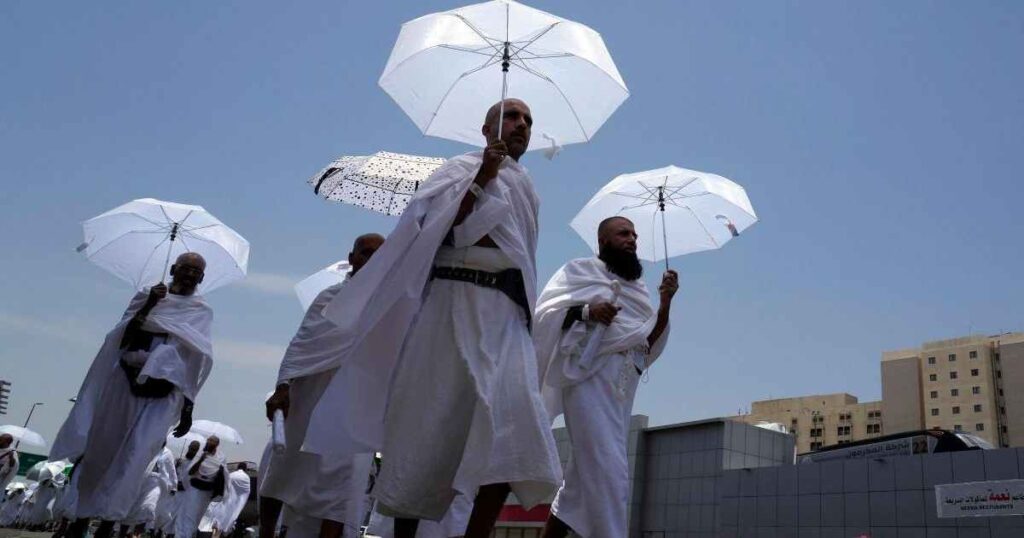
[8,97,682,538]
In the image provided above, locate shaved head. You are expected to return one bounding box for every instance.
[482,98,532,160]
[597,216,642,281]
[0,434,12,448]
[349,233,385,275]
[169,252,205,295]
[598,216,634,241]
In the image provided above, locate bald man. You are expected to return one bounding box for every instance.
[0,434,17,493]
[261,233,385,538]
[535,217,678,538]
[52,253,214,538]
[301,99,561,538]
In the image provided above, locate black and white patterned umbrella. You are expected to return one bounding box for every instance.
[309,151,446,216]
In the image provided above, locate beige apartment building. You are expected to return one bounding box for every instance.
[733,393,883,454]
[881,332,1024,447]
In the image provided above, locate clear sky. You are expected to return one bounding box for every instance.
[2,1,1022,464]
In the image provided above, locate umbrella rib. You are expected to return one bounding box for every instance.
[685,205,721,249]
[135,235,171,288]
[85,229,169,261]
[450,14,504,53]
[512,61,590,140]
[610,191,660,203]
[438,44,500,58]
[509,22,562,56]
[423,55,504,134]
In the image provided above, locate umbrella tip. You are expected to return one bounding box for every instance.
[75,242,89,253]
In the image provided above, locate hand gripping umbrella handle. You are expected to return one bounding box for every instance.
[271,410,286,454]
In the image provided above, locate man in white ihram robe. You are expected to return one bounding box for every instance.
[261,234,384,538]
[123,445,177,532]
[302,99,561,537]
[199,464,251,537]
[52,252,212,538]
[0,485,27,526]
[534,217,678,538]
[0,435,18,494]
[174,436,227,538]
[158,440,201,536]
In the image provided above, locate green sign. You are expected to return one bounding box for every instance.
[16,451,47,476]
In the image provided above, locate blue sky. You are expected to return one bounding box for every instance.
[2,1,1022,463]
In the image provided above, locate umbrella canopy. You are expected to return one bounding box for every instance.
[189,420,243,445]
[0,425,45,448]
[310,152,445,216]
[571,166,757,266]
[380,0,627,149]
[78,198,250,294]
[167,431,207,457]
[294,260,351,312]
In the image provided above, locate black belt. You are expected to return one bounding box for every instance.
[430,266,531,331]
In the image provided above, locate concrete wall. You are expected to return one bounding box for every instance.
[882,355,925,435]
[718,448,1024,538]
[998,340,1024,448]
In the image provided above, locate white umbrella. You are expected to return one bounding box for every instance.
[294,260,351,312]
[0,425,45,448]
[380,0,628,149]
[167,431,207,458]
[189,420,243,445]
[571,166,757,269]
[77,198,250,294]
[310,152,445,216]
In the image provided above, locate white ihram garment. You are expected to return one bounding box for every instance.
[24,480,58,525]
[375,246,559,519]
[299,152,560,519]
[0,449,18,493]
[534,257,670,538]
[366,494,473,538]
[124,447,177,526]
[51,291,213,521]
[260,282,373,531]
[199,469,250,534]
[0,490,25,526]
[174,451,226,538]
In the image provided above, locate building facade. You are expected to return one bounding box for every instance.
[881,332,1024,447]
[732,393,884,454]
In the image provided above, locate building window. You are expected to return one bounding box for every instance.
[974,404,982,413]
[949,354,957,362]
[810,441,823,450]
[930,391,939,399]
[976,423,985,431]
[997,370,1002,379]
[973,386,981,395]
[951,389,959,397]
[971,369,979,377]
[931,408,940,416]
[866,424,881,434]
[953,406,961,415]
[1000,389,1004,396]
[837,426,851,436]
[1002,426,1008,433]
[810,428,823,438]
[950,372,958,380]
[970,350,978,359]
[929,374,938,381]
[954,424,963,432]
[1001,407,1006,415]
[928,356,936,364]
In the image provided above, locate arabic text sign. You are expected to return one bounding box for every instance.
[936,479,1024,518]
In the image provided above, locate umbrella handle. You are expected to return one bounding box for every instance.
[160,223,180,284]
[659,187,670,271]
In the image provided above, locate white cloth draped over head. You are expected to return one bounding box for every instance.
[199,469,250,534]
[0,448,18,492]
[51,290,213,463]
[299,151,541,457]
[533,257,669,420]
